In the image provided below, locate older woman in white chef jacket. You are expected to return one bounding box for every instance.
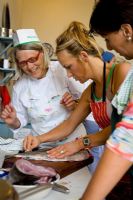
[1,29,87,146]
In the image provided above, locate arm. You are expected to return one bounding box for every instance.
[82,147,132,200]
[86,125,111,146]
[47,125,111,158]
[23,85,92,151]
[82,89,133,200]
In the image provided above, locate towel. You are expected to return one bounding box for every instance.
[112,67,133,114]
[0,137,23,154]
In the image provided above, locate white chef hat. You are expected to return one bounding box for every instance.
[13,29,40,47]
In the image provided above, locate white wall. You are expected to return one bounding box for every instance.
[20,0,121,58]
[0,0,108,52]
[0,0,129,61]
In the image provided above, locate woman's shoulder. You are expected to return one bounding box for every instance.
[114,61,131,78]
[13,74,29,90]
[50,60,63,69]
[112,61,131,94]
[49,60,66,74]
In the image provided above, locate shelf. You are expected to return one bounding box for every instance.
[0,37,15,85]
[0,67,15,73]
[0,37,13,44]
[0,68,16,85]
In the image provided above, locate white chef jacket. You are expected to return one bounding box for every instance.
[12,61,87,142]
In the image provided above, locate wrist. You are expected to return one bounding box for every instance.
[10,118,21,129]
[78,136,93,150]
[37,135,43,144]
[75,137,85,150]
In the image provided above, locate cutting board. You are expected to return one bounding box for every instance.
[3,154,93,178]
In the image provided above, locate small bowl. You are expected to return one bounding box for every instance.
[14,174,60,200]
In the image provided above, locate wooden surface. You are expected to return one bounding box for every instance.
[3,154,93,178]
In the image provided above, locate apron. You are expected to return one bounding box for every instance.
[90,62,112,129]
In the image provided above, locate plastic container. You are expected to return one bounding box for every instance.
[0,171,9,179]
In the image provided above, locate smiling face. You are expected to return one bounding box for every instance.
[104,25,133,60]
[57,50,90,83]
[16,50,46,79]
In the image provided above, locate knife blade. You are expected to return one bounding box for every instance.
[19,182,70,199]
[19,183,52,199]
[52,183,70,194]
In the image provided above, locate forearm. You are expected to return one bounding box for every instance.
[8,117,21,129]
[38,119,76,143]
[73,126,111,151]
[88,125,111,147]
[82,147,132,200]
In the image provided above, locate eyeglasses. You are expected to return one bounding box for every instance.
[16,51,41,68]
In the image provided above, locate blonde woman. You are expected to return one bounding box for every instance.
[23,22,131,173]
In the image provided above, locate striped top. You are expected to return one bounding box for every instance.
[107,68,133,162]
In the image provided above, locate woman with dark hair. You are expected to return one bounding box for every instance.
[82,0,133,199]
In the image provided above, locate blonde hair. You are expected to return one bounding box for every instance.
[13,42,50,75]
[56,21,102,58]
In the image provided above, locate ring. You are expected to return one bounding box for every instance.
[60,150,64,154]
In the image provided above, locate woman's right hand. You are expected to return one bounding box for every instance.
[23,135,41,151]
[0,104,18,126]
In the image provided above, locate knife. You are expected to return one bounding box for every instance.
[19,182,70,199]
[19,183,52,199]
[52,183,70,193]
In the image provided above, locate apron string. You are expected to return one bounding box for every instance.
[102,62,106,102]
[91,62,106,102]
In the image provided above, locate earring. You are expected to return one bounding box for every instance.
[127,36,132,41]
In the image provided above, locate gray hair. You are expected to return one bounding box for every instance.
[13,42,50,75]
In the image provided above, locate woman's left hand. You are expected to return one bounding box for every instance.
[47,139,83,159]
[60,92,77,111]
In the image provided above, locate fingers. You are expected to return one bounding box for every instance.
[47,140,82,159]
[47,146,67,159]
[47,143,74,159]
[60,92,76,110]
[61,92,73,104]
[1,104,16,119]
[23,135,31,151]
[23,135,37,151]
